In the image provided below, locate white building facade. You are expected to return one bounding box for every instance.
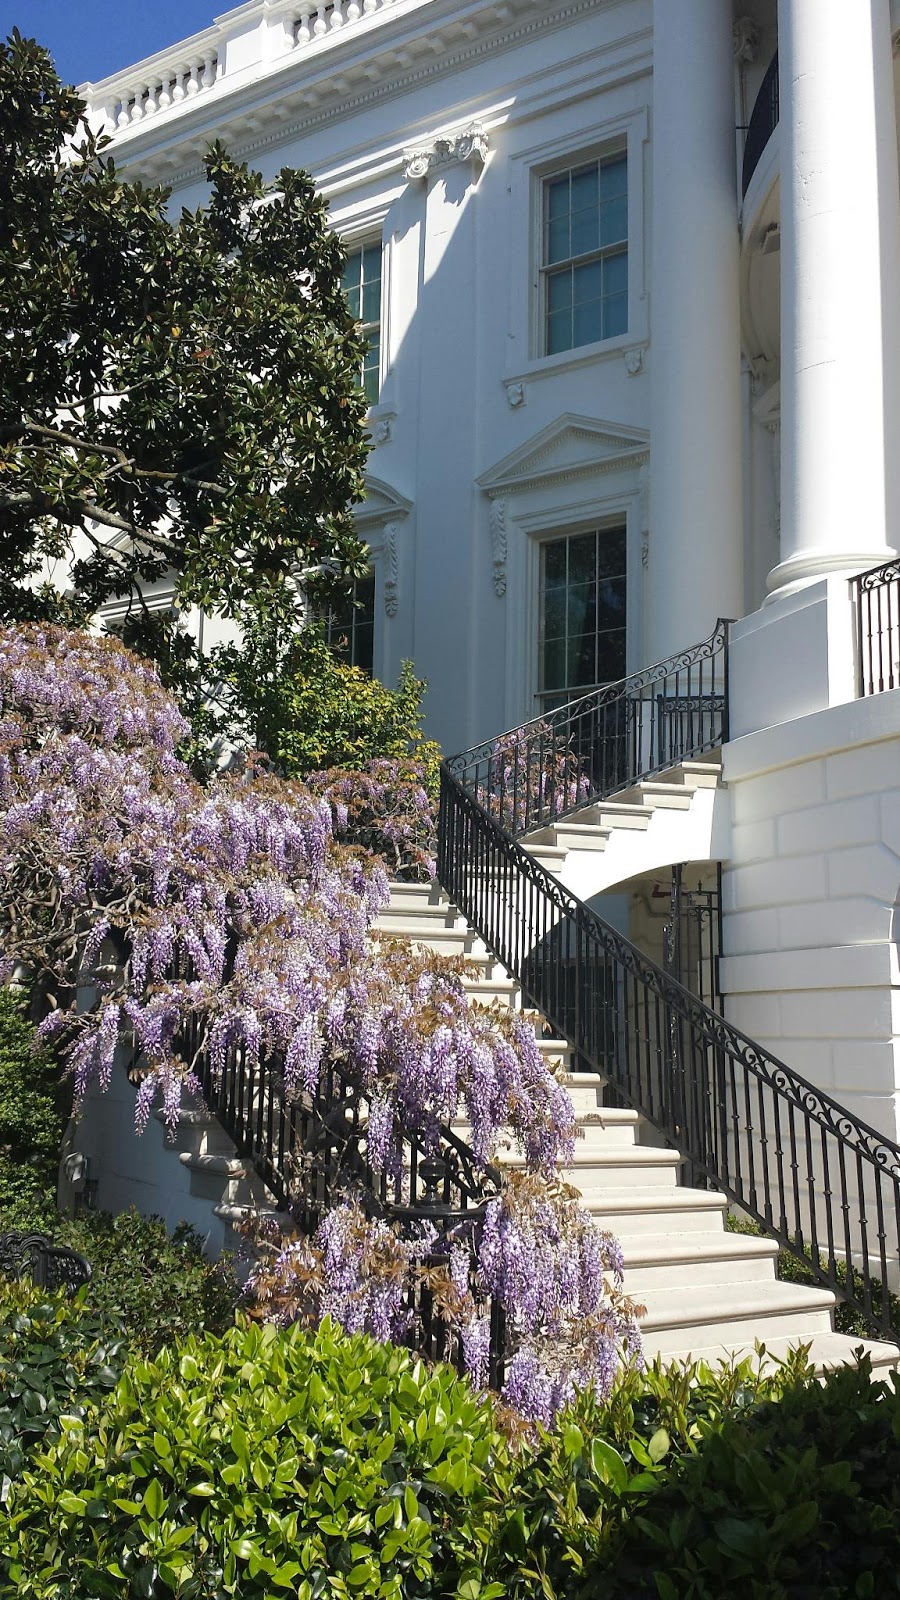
[81,0,900,1152]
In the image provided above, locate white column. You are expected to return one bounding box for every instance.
[649,0,743,659]
[769,0,900,599]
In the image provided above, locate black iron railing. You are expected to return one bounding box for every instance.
[438,766,900,1345]
[175,1000,505,1383]
[446,621,728,838]
[742,52,779,198]
[853,555,900,697]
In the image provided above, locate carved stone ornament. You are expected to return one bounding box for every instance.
[383,521,399,617]
[371,416,392,445]
[489,498,507,598]
[403,124,489,182]
[623,346,643,377]
[505,380,526,408]
[733,17,759,63]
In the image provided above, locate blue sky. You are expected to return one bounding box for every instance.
[2,1,219,86]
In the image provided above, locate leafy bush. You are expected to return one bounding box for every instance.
[0,1284,126,1493]
[42,1210,238,1355]
[0,986,68,1232]
[214,622,442,785]
[604,1355,900,1600]
[473,1346,818,1598]
[2,1317,509,1599]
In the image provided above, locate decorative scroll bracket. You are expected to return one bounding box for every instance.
[403,124,489,182]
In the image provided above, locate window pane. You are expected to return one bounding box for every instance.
[597,528,627,577]
[600,154,627,198]
[362,271,381,326]
[542,637,566,690]
[547,270,573,313]
[546,308,572,355]
[567,583,596,640]
[570,201,599,258]
[541,587,567,640]
[596,576,627,628]
[567,632,596,687]
[362,243,381,278]
[354,621,374,676]
[567,534,597,583]
[603,292,628,339]
[600,195,628,247]
[546,173,571,219]
[545,212,570,265]
[572,261,602,305]
[362,332,380,405]
[603,250,628,295]
[543,539,568,588]
[596,628,627,682]
[572,300,603,347]
[570,165,598,213]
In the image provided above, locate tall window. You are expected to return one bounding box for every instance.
[541,154,627,355]
[538,529,626,709]
[341,243,382,404]
[322,569,376,675]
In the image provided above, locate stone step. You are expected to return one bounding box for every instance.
[677,760,724,790]
[454,1106,641,1152]
[153,1104,234,1159]
[180,1150,250,1203]
[503,1145,682,1191]
[461,974,524,1007]
[374,922,489,960]
[639,1280,837,1357]
[663,1330,897,1377]
[585,1185,730,1235]
[558,1071,606,1115]
[621,1231,781,1293]
[376,902,466,933]
[385,879,448,907]
[631,782,693,811]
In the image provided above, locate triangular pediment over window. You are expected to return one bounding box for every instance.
[476,414,649,497]
[356,475,413,533]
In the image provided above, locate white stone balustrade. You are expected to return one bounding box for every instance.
[87,0,403,136]
[111,55,220,131]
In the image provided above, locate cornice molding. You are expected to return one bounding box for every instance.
[104,0,635,189]
[355,473,412,532]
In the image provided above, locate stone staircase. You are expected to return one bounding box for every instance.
[153,868,897,1373]
[520,758,727,893]
[372,878,899,1374]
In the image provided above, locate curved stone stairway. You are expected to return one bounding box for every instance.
[373,878,899,1374]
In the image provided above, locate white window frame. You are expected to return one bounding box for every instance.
[538,150,629,360]
[503,107,649,388]
[535,522,629,710]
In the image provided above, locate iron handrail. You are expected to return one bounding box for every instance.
[852,554,900,697]
[172,982,506,1383]
[438,764,900,1346]
[446,620,729,837]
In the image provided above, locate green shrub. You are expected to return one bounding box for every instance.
[2,1317,509,1599]
[604,1355,900,1600]
[474,1347,817,1598]
[0,986,69,1232]
[215,623,442,786]
[43,1209,238,1355]
[0,1284,126,1493]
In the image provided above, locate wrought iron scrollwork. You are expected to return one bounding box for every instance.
[438,760,900,1346]
[446,620,729,837]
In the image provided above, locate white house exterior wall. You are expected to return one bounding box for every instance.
[79,1,900,1156]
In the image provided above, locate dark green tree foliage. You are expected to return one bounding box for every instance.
[0,988,68,1232]
[0,32,370,641]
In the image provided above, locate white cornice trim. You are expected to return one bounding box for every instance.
[355,473,413,532]
[103,0,642,189]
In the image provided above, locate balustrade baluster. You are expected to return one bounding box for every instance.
[186,59,201,96]
[295,4,313,44]
[313,3,330,35]
[330,0,346,26]
[172,69,186,103]
[158,76,173,110]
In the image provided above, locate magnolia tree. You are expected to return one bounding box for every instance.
[0,625,642,1422]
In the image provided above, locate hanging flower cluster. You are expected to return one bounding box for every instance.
[483,722,591,835]
[305,758,437,881]
[0,624,641,1421]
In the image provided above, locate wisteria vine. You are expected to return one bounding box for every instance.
[0,624,642,1421]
